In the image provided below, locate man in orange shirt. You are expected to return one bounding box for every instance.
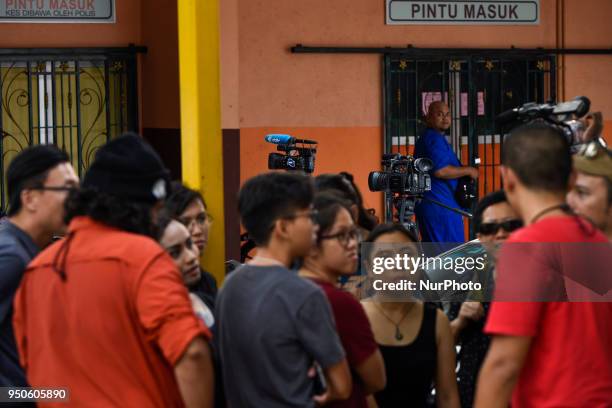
[13,134,214,407]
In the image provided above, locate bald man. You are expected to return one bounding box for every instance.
[414,101,478,252]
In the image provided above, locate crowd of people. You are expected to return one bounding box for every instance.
[0,102,611,408]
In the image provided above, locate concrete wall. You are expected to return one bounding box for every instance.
[0,1,142,47]
[225,0,612,218]
[0,0,610,244]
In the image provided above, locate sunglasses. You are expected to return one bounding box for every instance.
[478,219,523,235]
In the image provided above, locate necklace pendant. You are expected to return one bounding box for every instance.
[395,327,403,341]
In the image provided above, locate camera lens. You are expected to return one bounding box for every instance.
[414,158,433,173]
[304,156,315,173]
[268,153,287,170]
[368,172,385,191]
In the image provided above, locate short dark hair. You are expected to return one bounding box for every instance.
[7,145,69,216]
[165,181,207,218]
[502,121,571,193]
[364,223,419,244]
[64,188,156,237]
[238,172,314,246]
[154,212,174,242]
[312,191,352,245]
[315,172,378,231]
[315,173,358,203]
[473,190,508,231]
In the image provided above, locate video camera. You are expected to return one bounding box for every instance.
[265,134,317,173]
[497,96,591,148]
[237,134,318,263]
[368,153,433,232]
[368,153,433,195]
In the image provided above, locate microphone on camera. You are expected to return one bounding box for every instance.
[264,134,317,144]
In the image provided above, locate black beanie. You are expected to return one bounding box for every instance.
[7,145,69,216]
[83,133,171,204]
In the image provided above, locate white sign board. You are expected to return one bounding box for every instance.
[387,1,539,25]
[0,0,115,23]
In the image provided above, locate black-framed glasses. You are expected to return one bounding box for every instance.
[265,209,319,233]
[320,227,361,247]
[478,219,523,235]
[284,209,319,222]
[179,213,213,231]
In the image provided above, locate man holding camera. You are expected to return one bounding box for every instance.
[474,122,612,408]
[414,101,478,250]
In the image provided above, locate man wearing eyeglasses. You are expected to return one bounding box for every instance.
[0,145,78,389]
[415,101,479,253]
[567,141,612,240]
[448,190,521,408]
[217,172,352,407]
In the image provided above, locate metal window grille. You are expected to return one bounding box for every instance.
[383,53,555,235]
[0,47,143,212]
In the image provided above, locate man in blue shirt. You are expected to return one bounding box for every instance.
[414,101,478,252]
[0,145,78,387]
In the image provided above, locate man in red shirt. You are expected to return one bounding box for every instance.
[13,134,213,407]
[475,123,612,408]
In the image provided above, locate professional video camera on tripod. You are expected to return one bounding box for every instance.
[368,96,596,239]
[368,153,472,236]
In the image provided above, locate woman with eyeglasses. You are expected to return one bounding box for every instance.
[361,223,460,408]
[315,173,379,294]
[164,182,217,312]
[299,192,386,408]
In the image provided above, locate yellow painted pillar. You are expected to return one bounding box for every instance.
[178,0,226,282]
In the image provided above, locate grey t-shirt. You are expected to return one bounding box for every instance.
[216,265,345,408]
